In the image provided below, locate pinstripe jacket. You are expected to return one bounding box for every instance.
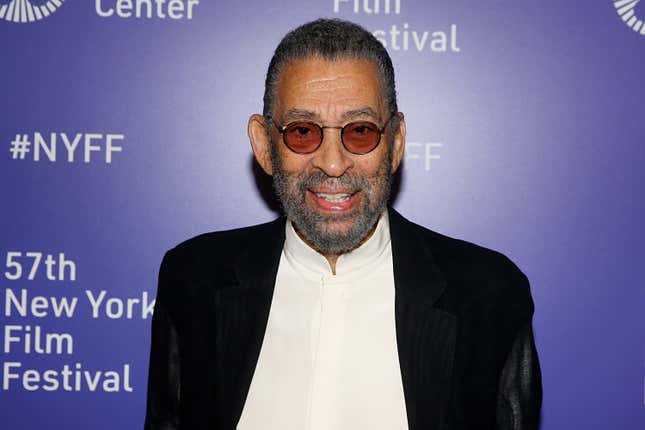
[144,207,542,429]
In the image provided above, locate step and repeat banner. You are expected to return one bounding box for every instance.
[1,1,644,429]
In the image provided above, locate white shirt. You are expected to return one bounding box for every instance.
[237,211,409,430]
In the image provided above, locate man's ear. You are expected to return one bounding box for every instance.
[248,114,273,176]
[390,112,406,173]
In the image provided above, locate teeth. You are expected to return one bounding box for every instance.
[316,192,351,203]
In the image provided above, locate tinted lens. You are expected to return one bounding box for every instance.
[342,121,381,154]
[283,122,322,153]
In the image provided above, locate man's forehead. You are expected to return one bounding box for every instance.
[278,56,381,86]
[274,57,386,118]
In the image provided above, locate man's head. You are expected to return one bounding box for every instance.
[261,18,399,121]
[249,19,406,256]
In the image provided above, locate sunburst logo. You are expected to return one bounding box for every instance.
[0,0,66,23]
[614,0,645,35]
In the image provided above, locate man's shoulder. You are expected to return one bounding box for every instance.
[160,217,285,279]
[391,209,531,308]
[392,209,524,275]
[423,222,524,282]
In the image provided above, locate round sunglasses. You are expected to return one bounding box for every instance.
[268,113,396,155]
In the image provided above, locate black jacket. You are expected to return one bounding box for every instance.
[144,207,542,429]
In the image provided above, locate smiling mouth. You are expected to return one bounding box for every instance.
[307,189,361,213]
[314,192,353,203]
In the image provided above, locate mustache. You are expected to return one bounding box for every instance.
[295,171,369,192]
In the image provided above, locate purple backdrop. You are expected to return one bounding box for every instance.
[1,1,644,428]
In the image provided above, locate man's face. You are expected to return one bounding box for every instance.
[263,57,404,255]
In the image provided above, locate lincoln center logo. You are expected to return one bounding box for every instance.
[0,0,65,23]
[614,0,645,35]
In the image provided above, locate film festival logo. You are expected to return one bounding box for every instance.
[614,0,645,35]
[0,0,65,23]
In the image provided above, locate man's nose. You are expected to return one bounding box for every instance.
[311,128,354,177]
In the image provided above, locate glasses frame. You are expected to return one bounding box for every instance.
[267,113,397,155]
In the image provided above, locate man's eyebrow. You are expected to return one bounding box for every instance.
[281,109,321,122]
[341,107,380,121]
[280,107,381,123]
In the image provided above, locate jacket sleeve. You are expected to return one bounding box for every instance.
[495,321,542,429]
[144,252,181,430]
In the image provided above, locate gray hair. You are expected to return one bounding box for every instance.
[263,18,398,126]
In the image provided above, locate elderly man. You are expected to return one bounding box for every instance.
[144,18,542,430]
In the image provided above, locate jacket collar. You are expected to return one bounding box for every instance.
[387,206,447,305]
[231,217,286,296]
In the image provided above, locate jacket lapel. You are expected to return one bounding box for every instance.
[389,207,457,430]
[212,217,286,429]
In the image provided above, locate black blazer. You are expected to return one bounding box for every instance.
[144,207,542,429]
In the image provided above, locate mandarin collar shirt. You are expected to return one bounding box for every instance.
[237,211,409,430]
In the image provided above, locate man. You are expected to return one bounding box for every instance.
[144,18,542,430]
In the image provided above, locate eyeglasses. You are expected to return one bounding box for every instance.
[268,113,395,155]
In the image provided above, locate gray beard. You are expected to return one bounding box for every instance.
[270,144,393,255]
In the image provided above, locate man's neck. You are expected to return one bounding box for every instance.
[292,222,379,275]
